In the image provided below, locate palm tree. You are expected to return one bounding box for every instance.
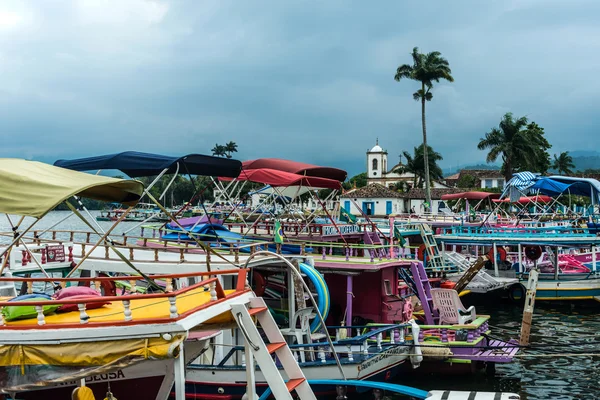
[477,113,551,181]
[224,141,238,159]
[394,47,454,206]
[395,145,444,188]
[553,152,575,175]
[211,144,226,157]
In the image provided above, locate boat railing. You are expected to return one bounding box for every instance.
[212,323,414,366]
[0,268,249,328]
[2,229,422,265]
[446,225,595,237]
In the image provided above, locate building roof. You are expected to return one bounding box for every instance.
[402,188,464,200]
[341,183,404,199]
[459,169,504,179]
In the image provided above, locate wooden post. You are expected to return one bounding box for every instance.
[520,269,539,346]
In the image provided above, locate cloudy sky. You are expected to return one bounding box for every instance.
[1,0,599,177]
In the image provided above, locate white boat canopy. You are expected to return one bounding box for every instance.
[0,159,144,218]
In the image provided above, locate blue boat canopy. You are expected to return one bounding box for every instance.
[529,176,600,204]
[54,151,242,178]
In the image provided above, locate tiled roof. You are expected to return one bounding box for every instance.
[401,188,464,199]
[342,183,404,199]
[459,169,504,179]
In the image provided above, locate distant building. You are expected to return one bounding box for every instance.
[366,140,448,189]
[341,184,404,216]
[341,183,462,216]
[445,169,505,189]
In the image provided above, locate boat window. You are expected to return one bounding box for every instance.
[383,279,392,296]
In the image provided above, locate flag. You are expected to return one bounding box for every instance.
[394,225,406,248]
[339,206,357,224]
[274,220,284,244]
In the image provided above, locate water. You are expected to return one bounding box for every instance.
[3,212,600,399]
[399,299,600,400]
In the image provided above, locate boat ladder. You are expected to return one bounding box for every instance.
[445,252,509,293]
[410,261,439,325]
[231,297,317,400]
[453,255,489,293]
[418,224,446,270]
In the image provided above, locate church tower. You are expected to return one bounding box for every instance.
[366,139,388,179]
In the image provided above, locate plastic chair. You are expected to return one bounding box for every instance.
[280,307,327,362]
[430,288,476,325]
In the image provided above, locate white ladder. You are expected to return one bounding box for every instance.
[231,297,317,400]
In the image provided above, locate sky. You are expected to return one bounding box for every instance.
[1,0,599,178]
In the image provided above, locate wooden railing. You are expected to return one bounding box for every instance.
[0,269,248,328]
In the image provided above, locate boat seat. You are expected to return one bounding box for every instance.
[431,288,476,325]
[280,306,326,362]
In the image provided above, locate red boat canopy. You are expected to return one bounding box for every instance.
[441,191,501,201]
[242,158,347,182]
[493,195,553,204]
[221,168,342,189]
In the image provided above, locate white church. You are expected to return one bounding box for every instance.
[365,140,448,189]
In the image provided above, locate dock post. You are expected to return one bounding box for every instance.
[519,268,539,346]
[174,342,185,400]
[593,245,597,273]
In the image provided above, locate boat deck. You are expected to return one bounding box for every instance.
[456,339,519,363]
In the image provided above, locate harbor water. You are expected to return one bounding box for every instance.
[2,212,600,400]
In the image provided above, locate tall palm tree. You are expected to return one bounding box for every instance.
[224,141,238,159]
[211,144,226,157]
[394,47,454,206]
[477,113,551,181]
[553,151,575,175]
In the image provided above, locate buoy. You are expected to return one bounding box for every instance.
[252,271,267,297]
[508,283,526,303]
[524,246,543,261]
[417,244,427,261]
[487,247,507,262]
[72,387,96,400]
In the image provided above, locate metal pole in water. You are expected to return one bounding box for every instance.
[519,268,539,346]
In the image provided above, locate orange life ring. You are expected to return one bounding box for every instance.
[252,272,267,297]
[487,247,507,262]
[417,244,427,261]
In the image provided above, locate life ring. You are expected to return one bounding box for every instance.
[402,299,413,322]
[487,247,507,262]
[508,283,526,303]
[252,272,267,297]
[417,244,427,261]
[524,246,543,261]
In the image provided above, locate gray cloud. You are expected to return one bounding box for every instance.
[1,0,598,177]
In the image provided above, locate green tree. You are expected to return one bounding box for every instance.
[224,141,238,159]
[394,47,454,206]
[395,144,443,188]
[552,151,575,175]
[342,172,368,190]
[457,173,478,189]
[477,112,552,181]
[211,144,227,157]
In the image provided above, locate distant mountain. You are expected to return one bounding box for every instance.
[572,155,600,172]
